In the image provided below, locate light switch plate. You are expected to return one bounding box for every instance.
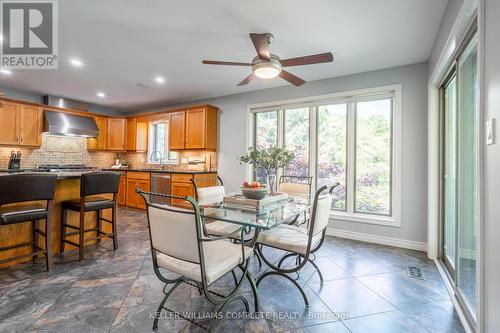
[486,119,495,145]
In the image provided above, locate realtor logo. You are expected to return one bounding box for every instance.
[1,0,58,69]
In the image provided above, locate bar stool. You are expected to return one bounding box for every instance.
[61,172,120,260]
[0,173,57,271]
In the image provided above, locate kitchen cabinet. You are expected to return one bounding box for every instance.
[126,172,150,209]
[168,111,186,150]
[118,175,126,206]
[19,105,42,146]
[170,173,216,207]
[126,118,148,152]
[168,106,218,151]
[0,101,20,145]
[107,118,126,151]
[0,101,42,147]
[87,116,107,150]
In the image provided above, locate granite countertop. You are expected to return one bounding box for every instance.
[0,170,99,180]
[101,168,217,174]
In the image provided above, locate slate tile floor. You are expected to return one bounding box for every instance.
[0,207,465,333]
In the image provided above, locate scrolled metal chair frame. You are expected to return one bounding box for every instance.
[137,189,259,332]
[255,184,339,308]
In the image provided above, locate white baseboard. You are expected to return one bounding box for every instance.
[326,228,428,252]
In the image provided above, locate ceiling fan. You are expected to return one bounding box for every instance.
[202,33,333,87]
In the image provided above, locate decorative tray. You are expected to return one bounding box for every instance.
[223,192,288,210]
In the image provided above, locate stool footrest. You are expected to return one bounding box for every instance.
[99,218,113,224]
[62,223,79,230]
[0,241,34,252]
[0,250,47,265]
[35,229,47,238]
[62,234,114,248]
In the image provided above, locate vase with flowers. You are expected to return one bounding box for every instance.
[239,146,294,195]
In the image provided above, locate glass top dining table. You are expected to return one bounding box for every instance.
[199,193,311,230]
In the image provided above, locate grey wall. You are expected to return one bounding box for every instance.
[482,0,500,331]
[136,62,429,244]
[0,84,125,116]
[428,0,466,75]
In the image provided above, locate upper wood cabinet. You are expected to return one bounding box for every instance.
[168,111,186,150]
[19,105,42,146]
[0,101,20,145]
[0,101,41,147]
[126,118,148,152]
[107,118,126,151]
[87,116,107,150]
[168,106,218,151]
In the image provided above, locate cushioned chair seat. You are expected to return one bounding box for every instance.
[257,224,322,255]
[62,197,115,211]
[156,239,253,285]
[205,220,242,236]
[0,204,47,225]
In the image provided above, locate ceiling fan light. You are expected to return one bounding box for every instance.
[254,66,280,79]
[253,60,282,79]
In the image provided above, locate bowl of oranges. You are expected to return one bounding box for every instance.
[240,181,268,200]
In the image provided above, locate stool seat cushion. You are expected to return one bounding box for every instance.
[62,197,115,211]
[0,204,47,225]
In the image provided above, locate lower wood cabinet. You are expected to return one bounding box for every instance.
[118,175,126,206]
[126,172,150,209]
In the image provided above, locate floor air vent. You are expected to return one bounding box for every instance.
[406,265,425,280]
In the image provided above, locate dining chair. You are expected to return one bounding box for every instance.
[137,190,258,331]
[279,175,313,226]
[278,175,313,199]
[191,175,242,237]
[255,184,336,308]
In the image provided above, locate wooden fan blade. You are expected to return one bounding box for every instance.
[249,33,271,60]
[237,73,256,86]
[202,60,252,66]
[279,70,305,86]
[280,52,333,67]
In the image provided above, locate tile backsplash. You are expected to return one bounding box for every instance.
[0,133,217,170]
[0,134,115,169]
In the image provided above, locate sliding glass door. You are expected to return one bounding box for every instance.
[440,32,478,321]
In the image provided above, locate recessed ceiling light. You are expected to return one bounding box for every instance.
[70,58,83,67]
[155,76,165,84]
[0,69,12,75]
[96,92,106,98]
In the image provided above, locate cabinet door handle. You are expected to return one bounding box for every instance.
[20,136,22,143]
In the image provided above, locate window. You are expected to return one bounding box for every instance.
[355,99,392,215]
[249,86,401,225]
[148,121,178,164]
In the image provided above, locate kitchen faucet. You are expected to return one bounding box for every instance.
[150,150,164,168]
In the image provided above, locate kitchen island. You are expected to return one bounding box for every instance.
[0,172,115,268]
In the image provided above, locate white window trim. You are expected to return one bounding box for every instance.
[246,84,402,227]
[147,120,178,165]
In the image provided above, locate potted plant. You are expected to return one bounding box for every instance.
[240,146,294,195]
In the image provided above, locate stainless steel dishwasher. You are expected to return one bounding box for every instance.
[150,173,171,205]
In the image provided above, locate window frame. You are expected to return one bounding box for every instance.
[147,120,178,164]
[247,85,402,227]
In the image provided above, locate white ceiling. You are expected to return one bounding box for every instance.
[0,0,448,111]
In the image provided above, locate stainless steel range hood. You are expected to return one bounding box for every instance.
[43,111,99,138]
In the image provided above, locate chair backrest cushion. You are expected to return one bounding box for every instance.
[148,204,200,264]
[311,193,333,236]
[279,182,310,198]
[0,173,57,205]
[196,186,225,205]
[81,172,120,197]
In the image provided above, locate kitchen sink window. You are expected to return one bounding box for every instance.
[148,121,178,164]
[248,85,401,226]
